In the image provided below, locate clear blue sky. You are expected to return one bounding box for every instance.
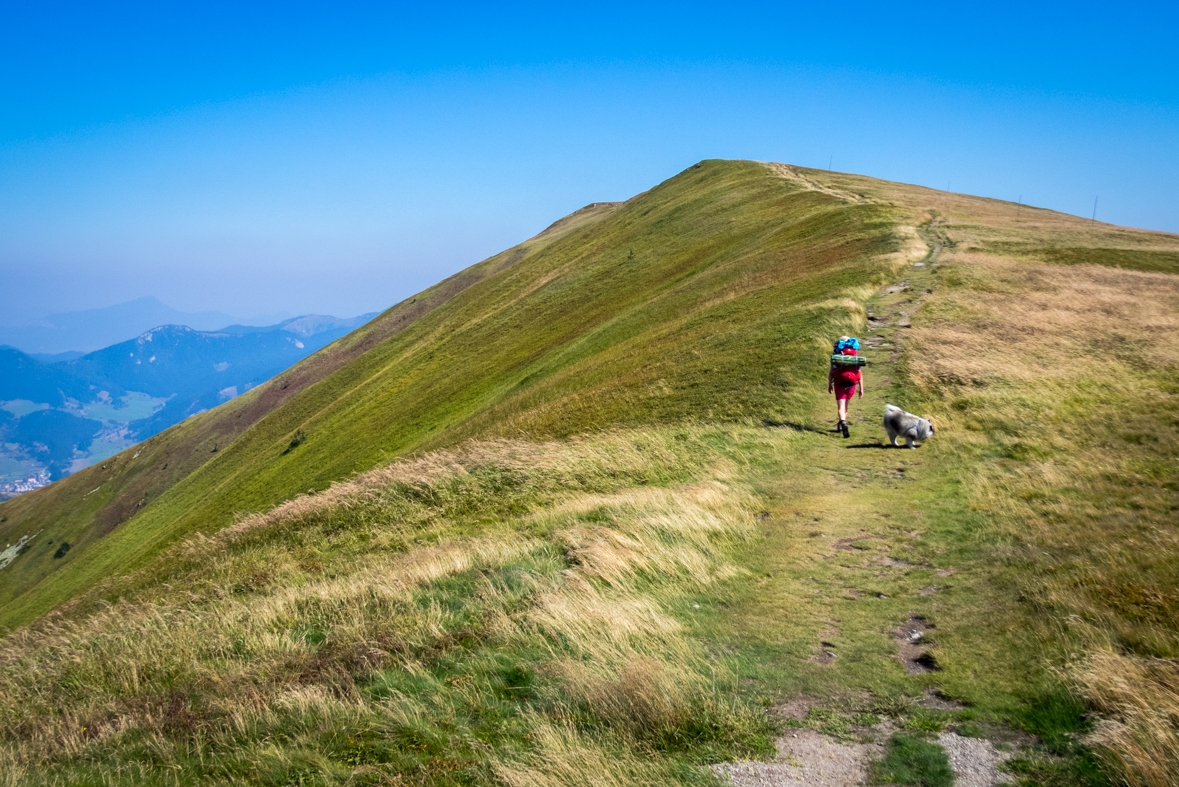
[2,1,1176,324]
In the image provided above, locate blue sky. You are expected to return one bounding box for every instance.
[2,1,1176,324]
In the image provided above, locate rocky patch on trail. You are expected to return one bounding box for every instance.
[715,696,1020,786]
[893,614,939,674]
[713,728,879,786]
[938,732,1014,787]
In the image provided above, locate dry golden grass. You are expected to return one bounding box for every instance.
[906,250,1179,785]
[227,433,690,541]
[0,428,766,784]
[1071,648,1179,787]
[909,255,1179,392]
[494,716,696,787]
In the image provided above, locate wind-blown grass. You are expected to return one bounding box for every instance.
[903,249,1179,786]
[0,428,773,785]
[4,160,1179,786]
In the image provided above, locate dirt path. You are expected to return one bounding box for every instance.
[710,236,1019,785]
[762,162,869,204]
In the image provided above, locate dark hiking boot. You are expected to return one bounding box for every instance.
[841,420,850,438]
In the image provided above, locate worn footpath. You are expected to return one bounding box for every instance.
[709,239,1025,785]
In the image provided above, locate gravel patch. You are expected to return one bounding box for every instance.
[719,693,1017,786]
[712,729,880,786]
[937,732,1014,786]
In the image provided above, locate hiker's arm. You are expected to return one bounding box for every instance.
[858,374,865,397]
[828,367,834,392]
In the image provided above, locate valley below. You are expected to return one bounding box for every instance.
[0,314,377,496]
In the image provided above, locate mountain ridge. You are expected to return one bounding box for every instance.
[1,160,1176,630]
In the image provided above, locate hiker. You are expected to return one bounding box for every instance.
[828,336,864,438]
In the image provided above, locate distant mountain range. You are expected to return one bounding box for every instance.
[0,312,377,492]
[0,296,265,355]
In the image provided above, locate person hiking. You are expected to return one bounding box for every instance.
[828,336,864,438]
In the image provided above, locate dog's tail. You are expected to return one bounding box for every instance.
[884,403,903,417]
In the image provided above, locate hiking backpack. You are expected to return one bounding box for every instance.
[831,337,866,382]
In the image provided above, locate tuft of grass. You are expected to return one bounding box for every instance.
[901,711,947,735]
[1070,648,1179,787]
[870,733,954,786]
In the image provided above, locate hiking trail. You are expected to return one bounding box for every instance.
[711,230,1020,785]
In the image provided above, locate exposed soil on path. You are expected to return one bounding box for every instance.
[713,729,878,786]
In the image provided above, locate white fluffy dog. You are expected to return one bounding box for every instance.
[884,404,935,448]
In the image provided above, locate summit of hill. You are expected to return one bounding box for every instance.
[0,160,1177,787]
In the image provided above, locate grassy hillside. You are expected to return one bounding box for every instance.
[0,161,916,629]
[1,160,1178,786]
[0,200,619,621]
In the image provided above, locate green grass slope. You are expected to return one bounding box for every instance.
[0,200,616,622]
[0,161,918,629]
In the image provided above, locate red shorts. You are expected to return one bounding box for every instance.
[834,384,857,400]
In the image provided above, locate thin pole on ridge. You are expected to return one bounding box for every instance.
[1092,196,1098,221]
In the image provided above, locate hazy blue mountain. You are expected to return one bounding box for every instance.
[63,320,374,436]
[0,313,378,489]
[0,346,93,406]
[28,350,86,364]
[9,410,103,479]
[0,297,238,354]
[209,313,379,337]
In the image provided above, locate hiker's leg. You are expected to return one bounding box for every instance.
[837,397,848,422]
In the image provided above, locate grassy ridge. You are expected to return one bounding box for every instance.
[0,201,620,620]
[0,161,915,630]
[2,160,1178,785]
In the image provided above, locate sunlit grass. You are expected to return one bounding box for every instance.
[0,428,774,785]
[904,249,1179,786]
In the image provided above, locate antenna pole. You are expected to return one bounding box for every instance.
[1092,196,1098,221]
[828,155,832,171]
